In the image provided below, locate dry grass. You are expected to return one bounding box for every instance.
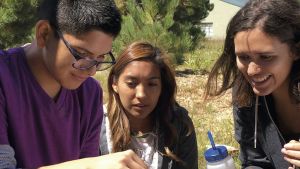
[175,73,239,168]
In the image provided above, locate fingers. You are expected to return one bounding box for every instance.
[282,148,300,158]
[95,150,148,169]
[282,140,300,167]
[122,150,148,169]
[282,153,300,168]
[285,140,300,148]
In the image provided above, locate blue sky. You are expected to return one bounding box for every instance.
[222,0,248,7]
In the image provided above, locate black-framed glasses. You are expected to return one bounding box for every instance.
[57,31,116,71]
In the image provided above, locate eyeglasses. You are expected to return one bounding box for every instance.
[57,31,116,71]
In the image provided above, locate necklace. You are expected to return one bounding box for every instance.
[130,120,159,168]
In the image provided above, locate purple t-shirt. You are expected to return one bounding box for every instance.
[0,48,103,168]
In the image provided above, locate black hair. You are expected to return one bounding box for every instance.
[37,0,122,37]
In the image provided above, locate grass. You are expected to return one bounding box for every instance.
[182,39,224,73]
[176,74,239,168]
[93,39,240,169]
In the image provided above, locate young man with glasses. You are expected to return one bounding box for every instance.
[0,0,147,169]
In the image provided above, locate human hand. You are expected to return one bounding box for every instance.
[38,150,148,169]
[281,140,300,168]
[93,150,148,169]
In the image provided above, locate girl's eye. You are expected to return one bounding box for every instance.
[149,83,158,87]
[126,81,136,88]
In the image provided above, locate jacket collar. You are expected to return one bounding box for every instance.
[258,96,289,168]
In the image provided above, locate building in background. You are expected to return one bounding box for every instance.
[201,0,247,39]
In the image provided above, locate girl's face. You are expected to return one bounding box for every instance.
[112,60,162,122]
[234,27,298,96]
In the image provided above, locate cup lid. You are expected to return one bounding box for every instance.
[204,145,228,162]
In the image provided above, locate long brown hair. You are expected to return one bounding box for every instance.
[107,41,179,153]
[204,0,300,106]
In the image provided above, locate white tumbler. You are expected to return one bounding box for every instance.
[204,145,236,169]
[205,131,236,169]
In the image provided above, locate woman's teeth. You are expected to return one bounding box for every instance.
[252,75,270,83]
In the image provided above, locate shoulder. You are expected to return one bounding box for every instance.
[0,47,24,60]
[0,47,24,68]
[0,48,26,85]
[0,48,10,60]
[170,104,194,131]
[172,104,191,121]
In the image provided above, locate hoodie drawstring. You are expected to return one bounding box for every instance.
[254,95,259,148]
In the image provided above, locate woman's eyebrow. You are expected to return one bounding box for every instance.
[235,51,275,56]
[123,76,160,80]
[235,51,247,56]
[149,77,161,80]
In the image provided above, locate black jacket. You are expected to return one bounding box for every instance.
[234,96,290,169]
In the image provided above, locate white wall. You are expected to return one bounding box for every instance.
[202,0,241,39]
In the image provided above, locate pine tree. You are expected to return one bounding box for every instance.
[0,0,38,49]
[114,0,213,64]
[0,0,213,61]
[172,0,213,49]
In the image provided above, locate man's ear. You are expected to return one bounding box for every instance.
[35,20,53,48]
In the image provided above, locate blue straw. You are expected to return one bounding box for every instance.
[208,131,217,150]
